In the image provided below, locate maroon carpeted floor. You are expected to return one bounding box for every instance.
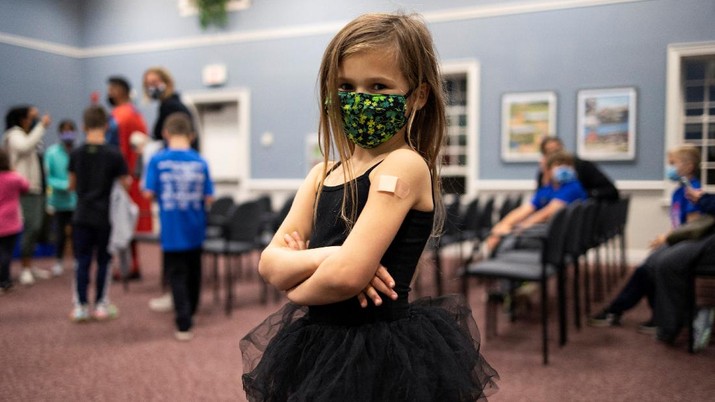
[0,243,712,401]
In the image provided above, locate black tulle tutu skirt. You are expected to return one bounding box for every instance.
[240,294,498,401]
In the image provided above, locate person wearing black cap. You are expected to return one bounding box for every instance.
[106,76,150,280]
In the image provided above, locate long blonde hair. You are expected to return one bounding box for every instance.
[317,13,446,235]
[142,66,176,101]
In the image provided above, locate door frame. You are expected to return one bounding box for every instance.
[182,89,251,199]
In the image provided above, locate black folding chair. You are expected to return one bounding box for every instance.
[205,196,235,239]
[433,195,463,295]
[462,206,572,365]
[202,199,267,315]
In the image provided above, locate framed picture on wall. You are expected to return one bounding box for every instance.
[577,87,636,161]
[501,91,557,162]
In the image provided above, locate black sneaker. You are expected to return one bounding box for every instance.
[0,282,14,295]
[637,319,657,335]
[588,310,622,327]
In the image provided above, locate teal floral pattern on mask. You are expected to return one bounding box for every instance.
[338,91,408,149]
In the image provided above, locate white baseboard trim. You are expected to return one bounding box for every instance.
[474,180,664,192]
[245,178,303,192]
[239,178,664,193]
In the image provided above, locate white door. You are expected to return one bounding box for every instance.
[183,90,250,200]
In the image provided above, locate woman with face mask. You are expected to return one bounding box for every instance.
[142,67,196,147]
[485,151,588,255]
[589,145,703,334]
[3,105,53,285]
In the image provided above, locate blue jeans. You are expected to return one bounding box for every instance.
[606,246,672,316]
[72,224,111,305]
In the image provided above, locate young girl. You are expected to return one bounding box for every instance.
[240,13,498,401]
[0,148,30,292]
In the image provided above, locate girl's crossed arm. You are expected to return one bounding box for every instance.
[258,162,337,291]
[285,150,432,306]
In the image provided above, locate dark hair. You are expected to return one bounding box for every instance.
[0,148,10,171]
[58,119,76,133]
[540,137,563,155]
[5,105,31,130]
[107,76,131,94]
[163,112,192,136]
[83,106,108,129]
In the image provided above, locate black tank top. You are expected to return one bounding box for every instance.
[308,161,434,325]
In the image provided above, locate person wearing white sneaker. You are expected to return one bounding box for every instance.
[44,120,79,278]
[92,302,119,321]
[149,292,173,313]
[69,304,90,323]
[175,330,194,342]
[143,112,214,338]
[4,106,52,285]
[68,106,129,322]
[0,147,30,289]
[19,268,35,285]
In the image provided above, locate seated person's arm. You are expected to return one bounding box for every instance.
[491,203,535,236]
[650,212,704,249]
[519,199,566,229]
[285,150,431,306]
[685,211,703,223]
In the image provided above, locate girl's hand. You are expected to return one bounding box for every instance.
[283,231,308,250]
[357,266,397,308]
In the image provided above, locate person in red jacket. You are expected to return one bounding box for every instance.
[107,76,151,280]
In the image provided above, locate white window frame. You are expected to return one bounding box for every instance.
[440,59,480,198]
[665,41,715,199]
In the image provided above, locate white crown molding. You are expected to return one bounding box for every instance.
[0,31,82,58]
[424,0,649,23]
[0,0,651,59]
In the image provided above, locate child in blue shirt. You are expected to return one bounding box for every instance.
[144,112,214,340]
[486,151,587,253]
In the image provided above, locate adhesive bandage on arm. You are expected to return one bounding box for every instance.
[377,175,410,199]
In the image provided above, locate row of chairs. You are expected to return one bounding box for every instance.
[433,194,523,294]
[202,194,293,315]
[460,197,630,364]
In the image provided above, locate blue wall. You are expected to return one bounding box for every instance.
[1,0,714,180]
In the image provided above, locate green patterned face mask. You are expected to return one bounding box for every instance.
[338,91,409,149]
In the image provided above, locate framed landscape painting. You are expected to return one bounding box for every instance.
[501,91,557,162]
[577,87,636,161]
